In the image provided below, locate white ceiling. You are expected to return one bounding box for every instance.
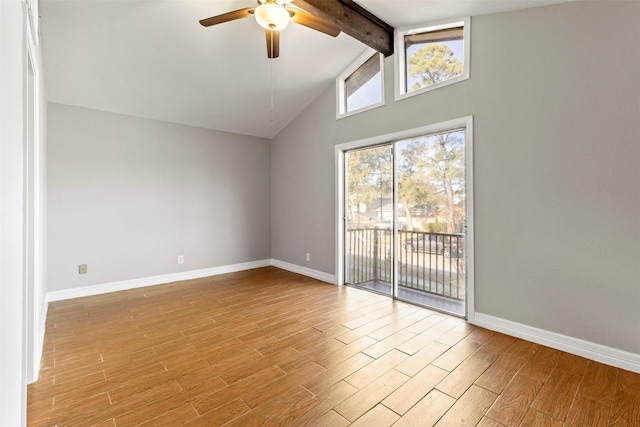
[41,0,571,139]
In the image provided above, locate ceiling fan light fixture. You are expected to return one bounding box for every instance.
[254,2,290,31]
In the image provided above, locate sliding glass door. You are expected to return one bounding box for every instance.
[344,128,467,316]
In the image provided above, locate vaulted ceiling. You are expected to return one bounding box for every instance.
[41,0,571,139]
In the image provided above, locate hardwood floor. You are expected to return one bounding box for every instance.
[28,267,640,426]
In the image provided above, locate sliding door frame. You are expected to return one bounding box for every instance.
[335,116,475,321]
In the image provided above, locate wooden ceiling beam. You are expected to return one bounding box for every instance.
[291,0,394,56]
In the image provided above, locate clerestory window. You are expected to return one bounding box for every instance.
[336,49,385,118]
[395,18,470,100]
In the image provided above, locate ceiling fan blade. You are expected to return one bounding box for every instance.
[289,9,340,37]
[266,29,280,59]
[199,7,254,27]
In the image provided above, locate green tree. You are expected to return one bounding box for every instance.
[398,140,437,230]
[407,43,463,90]
[346,146,392,226]
[424,132,465,233]
[398,131,465,234]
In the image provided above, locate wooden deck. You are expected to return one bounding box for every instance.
[28,267,639,426]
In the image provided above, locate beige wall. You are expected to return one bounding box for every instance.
[271,1,640,354]
[47,103,271,292]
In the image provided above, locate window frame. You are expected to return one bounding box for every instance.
[394,17,471,101]
[336,48,385,119]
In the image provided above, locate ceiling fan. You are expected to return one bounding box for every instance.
[199,0,341,59]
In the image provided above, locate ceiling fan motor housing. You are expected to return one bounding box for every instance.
[255,0,290,31]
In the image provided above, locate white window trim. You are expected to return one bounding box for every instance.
[394,17,471,101]
[336,48,385,119]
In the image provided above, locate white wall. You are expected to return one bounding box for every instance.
[1,0,48,423]
[0,2,26,422]
[47,104,271,292]
[271,1,640,360]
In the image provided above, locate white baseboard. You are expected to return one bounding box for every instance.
[47,259,272,302]
[472,312,640,373]
[46,259,336,303]
[270,259,336,284]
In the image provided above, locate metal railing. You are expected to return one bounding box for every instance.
[346,228,465,300]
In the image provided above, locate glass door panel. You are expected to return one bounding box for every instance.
[345,145,394,296]
[396,130,466,315]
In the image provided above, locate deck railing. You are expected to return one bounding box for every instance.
[346,228,465,301]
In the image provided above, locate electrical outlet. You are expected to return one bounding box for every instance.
[78,264,87,274]
[306,253,310,262]
[177,255,184,264]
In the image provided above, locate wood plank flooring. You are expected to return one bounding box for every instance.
[27,267,640,426]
